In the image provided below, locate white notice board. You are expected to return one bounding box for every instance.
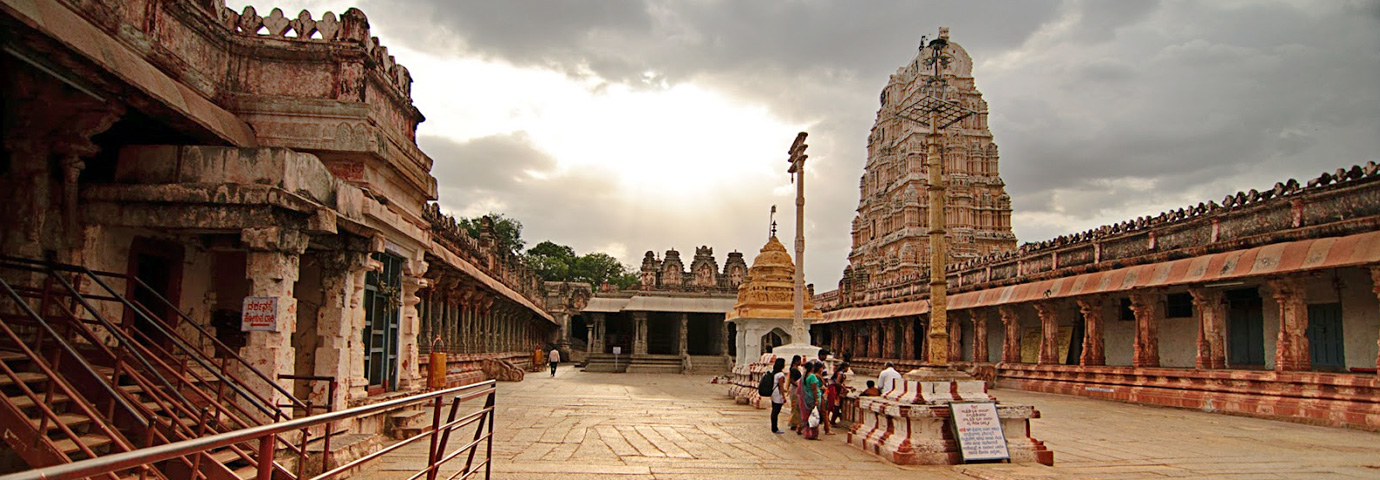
[951,401,1010,462]
[241,296,279,332]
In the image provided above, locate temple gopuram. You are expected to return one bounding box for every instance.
[0,0,554,473]
[548,246,747,373]
[813,28,1380,431]
[842,27,1017,291]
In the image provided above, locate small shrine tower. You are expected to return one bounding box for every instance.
[726,236,823,366]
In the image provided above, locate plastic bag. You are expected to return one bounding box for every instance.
[808,408,820,428]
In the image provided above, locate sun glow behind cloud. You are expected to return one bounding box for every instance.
[397,44,804,203]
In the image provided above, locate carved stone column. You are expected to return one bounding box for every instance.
[397,255,428,390]
[633,311,648,355]
[1266,277,1311,372]
[1076,297,1106,366]
[999,306,1021,363]
[948,313,963,363]
[0,66,123,261]
[1034,302,1061,365]
[719,316,730,359]
[679,313,689,357]
[590,313,606,354]
[314,248,372,410]
[1188,288,1227,369]
[869,320,882,358]
[902,318,917,360]
[1371,266,1380,376]
[972,310,989,363]
[1128,292,1164,368]
[240,227,308,415]
[881,320,895,358]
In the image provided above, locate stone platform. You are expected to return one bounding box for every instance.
[847,377,1054,466]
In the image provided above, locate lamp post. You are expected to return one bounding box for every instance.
[894,29,976,369]
[786,132,809,344]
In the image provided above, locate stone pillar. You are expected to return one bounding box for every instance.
[240,227,308,415]
[1128,292,1163,368]
[948,314,962,362]
[679,313,690,357]
[1370,266,1380,377]
[1034,302,1060,365]
[972,311,989,363]
[633,311,648,355]
[902,318,916,360]
[590,313,606,354]
[1188,288,1227,369]
[1076,298,1106,366]
[1266,277,1311,372]
[869,320,882,358]
[0,67,123,261]
[719,316,730,358]
[999,306,1021,363]
[397,256,428,390]
[880,320,894,358]
[313,249,372,410]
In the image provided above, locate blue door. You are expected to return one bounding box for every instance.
[363,252,402,392]
[1306,303,1345,369]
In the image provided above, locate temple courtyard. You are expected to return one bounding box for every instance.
[359,369,1380,480]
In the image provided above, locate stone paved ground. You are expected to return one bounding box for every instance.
[359,367,1380,480]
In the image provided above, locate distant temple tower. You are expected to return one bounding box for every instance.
[846,27,1017,288]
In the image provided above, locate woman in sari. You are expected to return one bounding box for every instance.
[800,361,823,440]
[785,355,803,432]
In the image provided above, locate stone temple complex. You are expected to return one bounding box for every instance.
[546,246,746,374]
[815,28,1380,432]
[842,27,1017,292]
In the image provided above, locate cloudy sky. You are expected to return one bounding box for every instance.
[234,0,1380,288]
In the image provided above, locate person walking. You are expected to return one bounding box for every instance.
[800,361,824,440]
[548,348,560,377]
[794,353,805,433]
[770,358,787,434]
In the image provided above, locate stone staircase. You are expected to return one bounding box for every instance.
[624,355,683,374]
[583,353,628,373]
[684,355,729,375]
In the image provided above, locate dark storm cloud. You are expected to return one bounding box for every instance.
[357,0,1378,285]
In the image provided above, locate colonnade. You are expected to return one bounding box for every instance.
[817,267,1380,375]
[419,275,551,356]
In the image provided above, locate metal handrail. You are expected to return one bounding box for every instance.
[0,274,147,430]
[0,256,307,417]
[0,381,499,480]
[1,258,297,477]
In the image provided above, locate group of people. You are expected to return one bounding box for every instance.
[767,357,906,438]
[767,350,851,439]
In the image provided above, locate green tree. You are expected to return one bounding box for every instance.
[460,212,525,254]
[525,241,576,281]
[572,252,632,288]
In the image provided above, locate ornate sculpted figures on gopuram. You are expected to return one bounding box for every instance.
[843,27,1016,296]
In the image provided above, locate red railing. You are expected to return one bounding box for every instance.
[0,257,314,477]
[0,380,498,480]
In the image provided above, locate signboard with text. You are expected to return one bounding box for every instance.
[241,296,279,332]
[951,401,1009,462]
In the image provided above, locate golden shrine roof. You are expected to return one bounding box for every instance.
[726,236,822,321]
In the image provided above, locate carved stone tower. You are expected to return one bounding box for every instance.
[846,28,1017,287]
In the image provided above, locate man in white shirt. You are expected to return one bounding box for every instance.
[877,362,902,395]
[548,348,561,377]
